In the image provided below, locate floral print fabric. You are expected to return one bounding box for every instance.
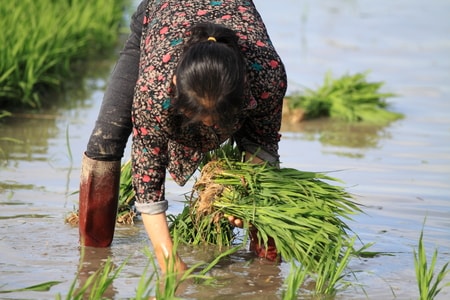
[131,0,287,206]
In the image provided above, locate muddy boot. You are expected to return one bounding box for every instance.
[79,154,120,247]
[249,227,281,262]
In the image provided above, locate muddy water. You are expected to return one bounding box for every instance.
[1,0,449,299]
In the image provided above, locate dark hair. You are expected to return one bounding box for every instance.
[172,23,246,132]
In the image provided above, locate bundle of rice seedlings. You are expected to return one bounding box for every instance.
[170,156,362,270]
[285,71,402,124]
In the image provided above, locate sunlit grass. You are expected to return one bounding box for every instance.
[414,224,450,300]
[0,0,129,109]
[313,236,356,296]
[281,262,309,300]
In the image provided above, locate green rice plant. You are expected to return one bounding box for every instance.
[281,262,309,300]
[0,281,62,294]
[117,159,137,224]
[199,139,244,169]
[57,242,238,299]
[56,253,126,300]
[168,205,236,247]
[0,0,128,108]
[414,227,450,300]
[313,236,356,296]
[286,72,403,124]
[135,233,240,299]
[170,155,361,272]
[119,159,135,207]
[132,258,156,300]
[149,249,213,299]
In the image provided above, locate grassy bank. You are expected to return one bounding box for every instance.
[0,0,130,109]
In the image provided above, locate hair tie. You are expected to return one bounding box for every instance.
[207,36,217,42]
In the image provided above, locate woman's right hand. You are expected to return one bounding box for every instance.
[225,214,243,228]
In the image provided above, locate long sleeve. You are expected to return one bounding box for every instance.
[232,3,287,164]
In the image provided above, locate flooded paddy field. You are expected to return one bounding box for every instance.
[0,0,449,299]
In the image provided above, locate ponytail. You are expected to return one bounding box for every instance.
[173,23,246,132]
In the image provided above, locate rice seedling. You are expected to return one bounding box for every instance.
[55,241,238,299]
[132,256,157,300]
[133,237,241,299]
[56,246,127,300]
[285,72,403,124]
[168,205,237,247]
[312,236,356,296]
[117,159,137,224]
[66,258,125,300]
[150,242,217,299]
[281,262,309,300]
[0,281,62,294]
[0,0,129,108]
[414,226,450,300]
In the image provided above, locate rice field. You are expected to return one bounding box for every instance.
[0,0,449,299]
[0,0,129,109]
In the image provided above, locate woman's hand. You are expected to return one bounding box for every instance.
[142,212,187,274]
[225,214,243,228]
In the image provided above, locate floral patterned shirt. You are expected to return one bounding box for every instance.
[131,0,287,212]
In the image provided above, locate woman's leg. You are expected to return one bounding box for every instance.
[79,0,146,247]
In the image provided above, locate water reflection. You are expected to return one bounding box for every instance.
[281,118,394,157]
[0,57,113,166]
[178,245,286,299]
[0,114,60,162]
[77,247,117,299]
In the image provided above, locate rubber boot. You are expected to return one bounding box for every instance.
[249,227,281,262]
[79,154,121,247]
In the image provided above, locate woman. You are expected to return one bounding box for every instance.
[79,0,287,273]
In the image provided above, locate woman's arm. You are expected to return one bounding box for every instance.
[142,213,187,273]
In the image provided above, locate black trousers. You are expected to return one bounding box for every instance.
[85,1,147,161]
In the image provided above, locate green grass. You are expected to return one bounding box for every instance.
[0,0,129,109]
[286,71,403,124]
[414,224,450,300]
[281,262,309,300]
